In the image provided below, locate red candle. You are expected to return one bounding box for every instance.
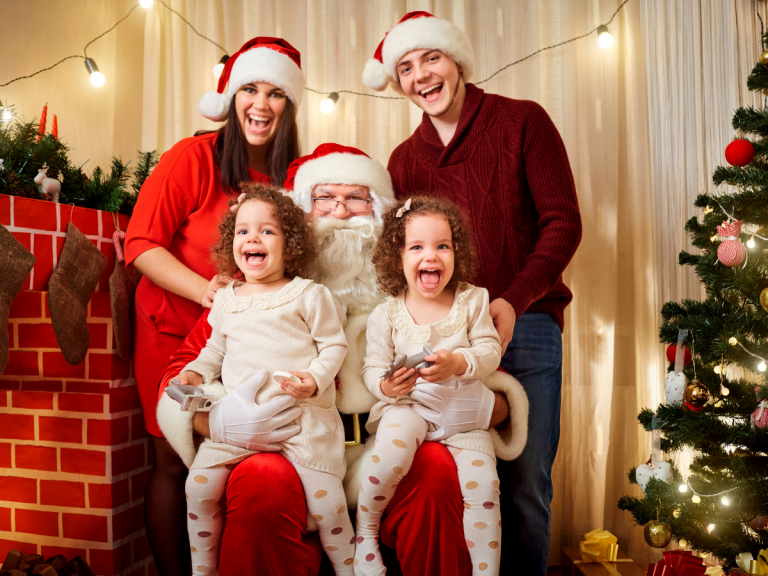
[37,105,47,141]
[52,115,58,139]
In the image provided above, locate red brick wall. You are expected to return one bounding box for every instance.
[1,195,156,576]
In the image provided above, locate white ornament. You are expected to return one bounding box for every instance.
[34,163,60,202]
[635,461,673,493]
[665,371,686,405]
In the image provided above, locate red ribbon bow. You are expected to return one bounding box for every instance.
[647,550,705,576]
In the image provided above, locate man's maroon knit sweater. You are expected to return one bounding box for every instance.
[387,84,582,331]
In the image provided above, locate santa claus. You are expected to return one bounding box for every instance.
[155,143,528,576]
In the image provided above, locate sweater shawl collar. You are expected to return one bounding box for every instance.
[415,83,486,166]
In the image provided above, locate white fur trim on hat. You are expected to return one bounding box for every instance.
[198,46,305,121]
[380,17,475,93]
[290,152,395,222]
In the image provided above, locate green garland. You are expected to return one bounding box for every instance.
[0,101,158,215]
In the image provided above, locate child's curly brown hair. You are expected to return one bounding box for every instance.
[212,182,316,279]
[372,196,476,297]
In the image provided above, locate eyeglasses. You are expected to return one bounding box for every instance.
[311,196,372,213]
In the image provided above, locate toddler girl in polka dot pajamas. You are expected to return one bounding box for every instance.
[176,185,355,576]
[355,197,503,576]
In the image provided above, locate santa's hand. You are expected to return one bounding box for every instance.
[410,380,495,441]
[208,370,302,451]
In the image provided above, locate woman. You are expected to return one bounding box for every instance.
[124,37,305,576]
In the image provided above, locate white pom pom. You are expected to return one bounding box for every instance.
[362,59,390,91]
[197,91,230,122]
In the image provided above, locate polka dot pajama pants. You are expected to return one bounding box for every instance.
[355,406,501,576]
[186,456,356,576]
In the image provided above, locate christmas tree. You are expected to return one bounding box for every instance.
[0,102,158,215]
[617,44,768,573]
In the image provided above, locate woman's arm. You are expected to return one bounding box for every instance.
[133,246,211,306]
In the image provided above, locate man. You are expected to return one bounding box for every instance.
[156,143,527,576]
[363,12,583,575]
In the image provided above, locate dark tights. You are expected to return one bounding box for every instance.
[144,436,191,576]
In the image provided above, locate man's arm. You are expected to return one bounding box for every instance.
[500,101,582,318]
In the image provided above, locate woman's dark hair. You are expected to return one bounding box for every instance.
[215,93,300,191]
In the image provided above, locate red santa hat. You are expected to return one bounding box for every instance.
[362,11,475,93]
[285,144,395,222]
[198,37,304,122]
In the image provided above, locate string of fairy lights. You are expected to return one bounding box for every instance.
[0,0,630,119]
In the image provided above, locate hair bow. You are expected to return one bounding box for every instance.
[396,197,412,218]
[230,192,247,212]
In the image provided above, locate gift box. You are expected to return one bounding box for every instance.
[647,550,706,576]
[561,547,645,576]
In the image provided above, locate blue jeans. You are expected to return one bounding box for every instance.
[498,312,563,576]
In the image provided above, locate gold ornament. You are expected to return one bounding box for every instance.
[644,520,673,548]
[761,49,768,65]
[761,288,768,313]
[684,380,710,408]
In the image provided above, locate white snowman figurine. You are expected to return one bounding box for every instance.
[34,163,61,203]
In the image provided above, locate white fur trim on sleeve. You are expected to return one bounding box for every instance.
[484,371,529,461]
[381,17,475,88]
[336,313,378,414]
[156,383,227,469]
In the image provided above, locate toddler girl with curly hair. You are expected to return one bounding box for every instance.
[178,182,355,575]
[355,196,503,576]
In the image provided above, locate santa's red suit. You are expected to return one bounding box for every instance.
[156,144,528,576]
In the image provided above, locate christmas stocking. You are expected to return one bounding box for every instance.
[49,223,106,365]
[109,231,141,360]
[0,225,36,375]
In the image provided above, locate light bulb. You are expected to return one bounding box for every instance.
[84,58,105,88]
[714,365,722,375]
[705,205,714,214]
[748,236,756,249]
[597,25,614,49]
[679,484,688,493]
[729,337,738,346]
[692,495,701,504]
[721,496,730,506]
[707,523,715,534]
[679,539,687,547]
[721,385,730,396]
[139,0,153,7]
[1,109,11,123]
[320,92,339,114]
[759,361,766,372]
[213,54,229,78]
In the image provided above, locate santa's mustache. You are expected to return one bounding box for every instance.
[310,216,384,317]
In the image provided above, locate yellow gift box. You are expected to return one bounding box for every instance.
[736,549,768,575]
[579,529,619,563]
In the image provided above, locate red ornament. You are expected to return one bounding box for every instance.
[665,344,692,365]
[717,220,746,267]
[752,387,768,430]
[749,515,768,530]
[725,139,755,166]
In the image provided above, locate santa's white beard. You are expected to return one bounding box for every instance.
[310,217,384,317]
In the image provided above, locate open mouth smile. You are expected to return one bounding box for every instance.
[243,251,266,267]
[247,114,272,133]
[418,268,442,289]
[419,84,443,102]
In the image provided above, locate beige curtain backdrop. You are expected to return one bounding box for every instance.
[2,0,765,569]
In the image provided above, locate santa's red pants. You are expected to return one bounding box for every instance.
[220,443,472,576]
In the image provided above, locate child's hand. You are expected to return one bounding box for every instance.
[381,367,419,398]
[283,372,318,399]
[418,350,468,383]
[201,275,230,309]
[177,370,204,387]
